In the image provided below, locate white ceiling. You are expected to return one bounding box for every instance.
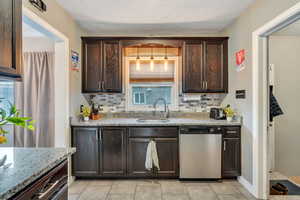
[23,22,47,38]
[56,0,254,35]
[273,20,300,36]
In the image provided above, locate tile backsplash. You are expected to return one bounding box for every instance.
[84,93,226,113]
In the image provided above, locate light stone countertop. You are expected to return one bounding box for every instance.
[71,117,242,127]
[0,148,76,200]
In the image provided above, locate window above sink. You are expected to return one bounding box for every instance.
[125,57,179,111]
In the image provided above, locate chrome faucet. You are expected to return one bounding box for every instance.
[153,98,169,119]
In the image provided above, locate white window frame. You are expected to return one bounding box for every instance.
[125,57,179,111]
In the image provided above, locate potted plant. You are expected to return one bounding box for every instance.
[0,102,35,145]
[223,105,235,122]
[81,105,91,121]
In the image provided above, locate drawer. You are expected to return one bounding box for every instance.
[223,126,241,138]
[12,160,68,200]
[129,127,178,138]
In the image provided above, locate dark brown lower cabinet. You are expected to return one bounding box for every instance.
[71,126,240,179]
[101,127,127,176]
[127,138,152,177]
[72,127,99,177]
[222,127,241,178]
[127,127,179,178]
[155,138,179,177]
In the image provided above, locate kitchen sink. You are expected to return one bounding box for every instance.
[136,118,170,123]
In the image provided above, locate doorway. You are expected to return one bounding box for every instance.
[17,7,70,148]
[252,2,300,199]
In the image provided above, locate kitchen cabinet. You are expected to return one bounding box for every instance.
[10,160,68,200]
[155,138,179,177]
[183,38,228,93]
[71,127,99,177]
[102,40,122,92]
[82,39,122,93]
[128,138,152,177]
[222,127,241,178]
[0,0,22,79]
[128,127,179,178]
[101,127,127,176]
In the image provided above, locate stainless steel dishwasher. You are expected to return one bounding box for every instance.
[179,126,222,179]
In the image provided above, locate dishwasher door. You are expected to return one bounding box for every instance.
[179,131,222,179]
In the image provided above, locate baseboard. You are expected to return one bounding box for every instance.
[68,175,75,186]
[238,176,256,197]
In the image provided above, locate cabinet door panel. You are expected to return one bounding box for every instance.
[0,0,22,77]
[0,0,13,69]
[205,41,227,92]
[82,41,102,93]
[101,128,126,176]
[222,138,241,178]
[155,138,179,177]
[127,138,152,177]
[72,128,99,176]
[183,41,204,93]
[102,40,122,92]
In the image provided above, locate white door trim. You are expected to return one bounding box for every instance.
[252,2,300,199]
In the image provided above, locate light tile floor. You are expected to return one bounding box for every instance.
[68,179,258,200]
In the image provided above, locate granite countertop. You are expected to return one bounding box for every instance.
[71,117,242,127]
[0,148,76,200]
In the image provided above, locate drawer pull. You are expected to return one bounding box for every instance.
[38,180,60,199]
[226,131,237,134]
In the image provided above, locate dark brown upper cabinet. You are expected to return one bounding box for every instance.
[82,39,122,93]
[0,0,22,79]
[183,38,228,93]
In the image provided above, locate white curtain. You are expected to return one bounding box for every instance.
[14,52,55,147]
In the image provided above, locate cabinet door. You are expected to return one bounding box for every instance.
[0,0,22,78]
[101,128,127,176]
[183,40,205,93]
[102,40,122,92]
[204,40,228,93]
[155,138,179,178]
[127,138,152,177]
[82,41,102,93]
[72,127,99,177]
[222,138,241,178]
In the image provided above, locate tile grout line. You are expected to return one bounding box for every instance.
[133,181,138,200]
[104,183,113,200]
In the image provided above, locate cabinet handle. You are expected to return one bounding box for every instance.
[227,131,237,134]
[38,180,60,199]
[96,132,99,141]
[223,140,226,151]
[98,81,101,89]
[205,81,208,90]
[102,81,105,90]
[99,129,102,141]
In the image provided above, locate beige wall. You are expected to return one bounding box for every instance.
[269,36,300,176]
[221,0,299,184]
[23,0,88,118]
[23,37,55,52]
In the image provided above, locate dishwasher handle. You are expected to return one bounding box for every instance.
[180,127,222,134]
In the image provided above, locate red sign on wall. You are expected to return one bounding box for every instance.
[236,49,245,65]
[235,49,246,71]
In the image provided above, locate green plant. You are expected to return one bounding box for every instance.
[223,104,235,118]
[81,106,91,118]
[0,101,35,144]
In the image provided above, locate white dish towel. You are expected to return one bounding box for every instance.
[145,140,160,171]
